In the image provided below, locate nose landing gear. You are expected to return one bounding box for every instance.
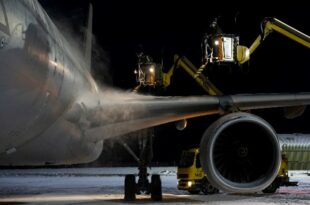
[122,129,163,201]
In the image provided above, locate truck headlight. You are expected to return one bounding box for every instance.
[149,65,155,73]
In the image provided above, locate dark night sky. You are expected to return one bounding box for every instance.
[39,0,310,164]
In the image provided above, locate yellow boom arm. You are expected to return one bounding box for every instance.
[240,18,310,64]
[162,55,222,96]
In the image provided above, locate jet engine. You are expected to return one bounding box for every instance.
[200,112,281,193]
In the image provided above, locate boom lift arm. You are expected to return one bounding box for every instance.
[247,18,310,61]
[133,18,309,95]
[204,17,310,65]
[162,54,223,96]
[133,52,222,96]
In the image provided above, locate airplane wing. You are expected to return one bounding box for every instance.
[81,92,310,141]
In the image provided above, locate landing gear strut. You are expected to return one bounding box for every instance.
[121,129,162,201]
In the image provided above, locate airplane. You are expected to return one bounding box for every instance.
[1,0,310,199]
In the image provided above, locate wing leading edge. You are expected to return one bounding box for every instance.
[83,93,310,141]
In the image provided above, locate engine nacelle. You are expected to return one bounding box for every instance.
[200,112,281,193]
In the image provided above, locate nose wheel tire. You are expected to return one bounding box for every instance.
[151,174,162,201]
[124,175,136,201]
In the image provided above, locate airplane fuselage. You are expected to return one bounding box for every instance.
[0,0,102,165]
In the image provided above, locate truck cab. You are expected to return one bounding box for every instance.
[177,148,219,194]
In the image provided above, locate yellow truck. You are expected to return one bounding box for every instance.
[177,148,297,194]
[177,148,219,194]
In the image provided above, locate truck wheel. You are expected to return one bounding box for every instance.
[262,180,278,193]
[202,179,219,194]
[151,174,162,201]
[188,190,200,194]
[124,175,136,201]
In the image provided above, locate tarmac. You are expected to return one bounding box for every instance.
[0,167,310,204]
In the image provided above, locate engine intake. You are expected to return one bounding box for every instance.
[200,112,281,193]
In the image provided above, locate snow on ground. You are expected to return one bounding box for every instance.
[0,167,310,204]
